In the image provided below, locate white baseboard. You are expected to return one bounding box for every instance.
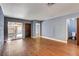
[31,36,40,38]
[41,36,67,43]
[31,36,36,38]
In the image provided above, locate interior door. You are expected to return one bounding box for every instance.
[25,23,31,38]
[77,18,79,45]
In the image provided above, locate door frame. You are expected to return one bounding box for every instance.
[77,18,79,45]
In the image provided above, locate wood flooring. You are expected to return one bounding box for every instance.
[1,38,79,56]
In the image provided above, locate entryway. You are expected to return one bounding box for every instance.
[66,18,77,45]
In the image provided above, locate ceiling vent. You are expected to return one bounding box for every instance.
[47,3,55,6]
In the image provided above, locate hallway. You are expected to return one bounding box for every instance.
[2,38,79,56]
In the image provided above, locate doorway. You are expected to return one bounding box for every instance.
[36,23,40,37]
[66,18,77,44]
[8,22,23,41]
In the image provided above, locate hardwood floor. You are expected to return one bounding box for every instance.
[2,38,79,56]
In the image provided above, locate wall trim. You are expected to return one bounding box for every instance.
[41,36,67,43]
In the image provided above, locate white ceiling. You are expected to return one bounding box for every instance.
[1,3,79,20]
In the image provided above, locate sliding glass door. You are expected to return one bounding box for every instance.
[8,22,23,40]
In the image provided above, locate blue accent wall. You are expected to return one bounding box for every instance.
[42,18,67,41]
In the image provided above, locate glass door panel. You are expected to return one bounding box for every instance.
[8,22,23,40]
